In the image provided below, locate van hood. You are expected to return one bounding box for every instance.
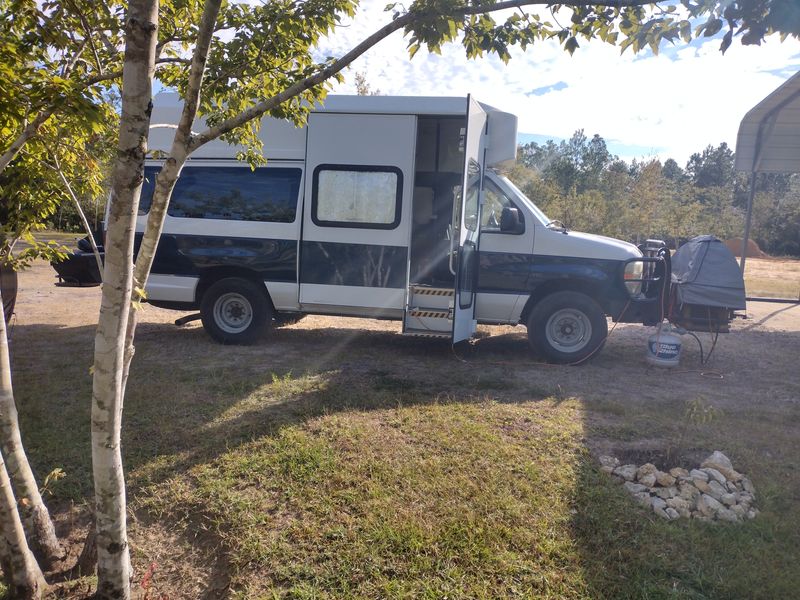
[535,227,642,261]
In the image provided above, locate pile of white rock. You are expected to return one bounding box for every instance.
[598,451,758,522]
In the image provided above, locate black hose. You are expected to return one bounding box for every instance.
[687,331,705,364]
[686,329,720,366]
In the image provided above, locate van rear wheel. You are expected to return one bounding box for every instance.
[527,291,607,364]
[200,278,272,344]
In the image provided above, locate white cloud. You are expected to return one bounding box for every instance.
[318,0,800,164]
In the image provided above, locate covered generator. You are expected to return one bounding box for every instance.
[667,235,746,332]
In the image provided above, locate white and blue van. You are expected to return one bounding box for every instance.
[137,94,663,363]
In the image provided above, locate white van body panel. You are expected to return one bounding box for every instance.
[534,228,642,261]
[265,281,299,312]
[146,274,198,303]
[299,112,417,313]
[475,292,527,324]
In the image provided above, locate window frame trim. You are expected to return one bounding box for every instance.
[311,163,403,230]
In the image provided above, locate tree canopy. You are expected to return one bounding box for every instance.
[2,0,799,176]
[514,134,800,255]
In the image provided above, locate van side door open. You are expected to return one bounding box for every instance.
[299,112,416,317]
[452,97,487,343]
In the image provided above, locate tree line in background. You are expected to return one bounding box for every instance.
[510,132,800,256]
[38,128,800,258]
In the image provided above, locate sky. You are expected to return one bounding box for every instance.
[317,1,800,165]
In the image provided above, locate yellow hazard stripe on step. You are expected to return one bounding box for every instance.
[412,288,453,296]
[410,310,449,318]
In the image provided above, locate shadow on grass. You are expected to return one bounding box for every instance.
[8,319,542,502]
[8,317,800,598]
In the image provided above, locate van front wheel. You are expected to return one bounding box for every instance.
[200,278,272,344]
[527,291,608,364]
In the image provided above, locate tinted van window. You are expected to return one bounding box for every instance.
[139,166,301,222]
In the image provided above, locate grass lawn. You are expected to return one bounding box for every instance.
[7,261,800,598]
[743,258,800,300]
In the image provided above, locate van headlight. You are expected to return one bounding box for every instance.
[624,261,643,296]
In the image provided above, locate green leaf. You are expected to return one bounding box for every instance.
[720,29,733,53]
[703,17,723,37]
[564,36,579,55]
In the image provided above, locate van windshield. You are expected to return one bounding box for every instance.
[496,174,550,226]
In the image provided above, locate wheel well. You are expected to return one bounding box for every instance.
[195,267,273,309]
[520,280,608,324]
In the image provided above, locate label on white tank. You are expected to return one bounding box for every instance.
[649,340,680,358]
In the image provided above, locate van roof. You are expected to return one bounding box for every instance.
[152,92,475,117]
[149,93,517,166]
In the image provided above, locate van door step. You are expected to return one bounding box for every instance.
[408,307,451,319]
[409,285,454,297]
[402,328,451,338]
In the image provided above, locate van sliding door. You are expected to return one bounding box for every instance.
[452,96,486,343]
[299,112,416,317]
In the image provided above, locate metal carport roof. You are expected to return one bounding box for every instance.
[736,70,800,173]
[734,70,800,298]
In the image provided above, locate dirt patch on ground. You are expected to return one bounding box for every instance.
[14,258,799,331]
[14,257,799,446]
[11,259,800,425]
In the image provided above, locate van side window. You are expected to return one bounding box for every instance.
[482,178,523,232]
[463,159,481,231]
[138,166,301,222]
[312,165,402,229]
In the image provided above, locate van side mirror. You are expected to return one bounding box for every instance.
[500,207,523,233]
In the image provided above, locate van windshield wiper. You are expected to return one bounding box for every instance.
[546,219,568,232]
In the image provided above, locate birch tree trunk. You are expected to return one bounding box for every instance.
[0,287,62,568]
[0,456,46,598]
[121,0,222,399]
[90,0,158,598]
[0,340,46,597]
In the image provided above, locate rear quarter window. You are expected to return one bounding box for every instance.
[139,166,301,223]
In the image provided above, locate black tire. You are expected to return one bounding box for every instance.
[200,278,272,344]
[527,291,608,364]
[273,313,304,327]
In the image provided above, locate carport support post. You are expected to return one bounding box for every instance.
[740,171,757,276]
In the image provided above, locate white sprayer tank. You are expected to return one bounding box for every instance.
[646,321,682,368]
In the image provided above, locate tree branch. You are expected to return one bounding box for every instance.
[189,0,656,151]
[50,154,104,280]
[63,0,106,76]
[204,4,289,90]
[61,36,89,77]
[83,56,191,86]
[188,9,417,150]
